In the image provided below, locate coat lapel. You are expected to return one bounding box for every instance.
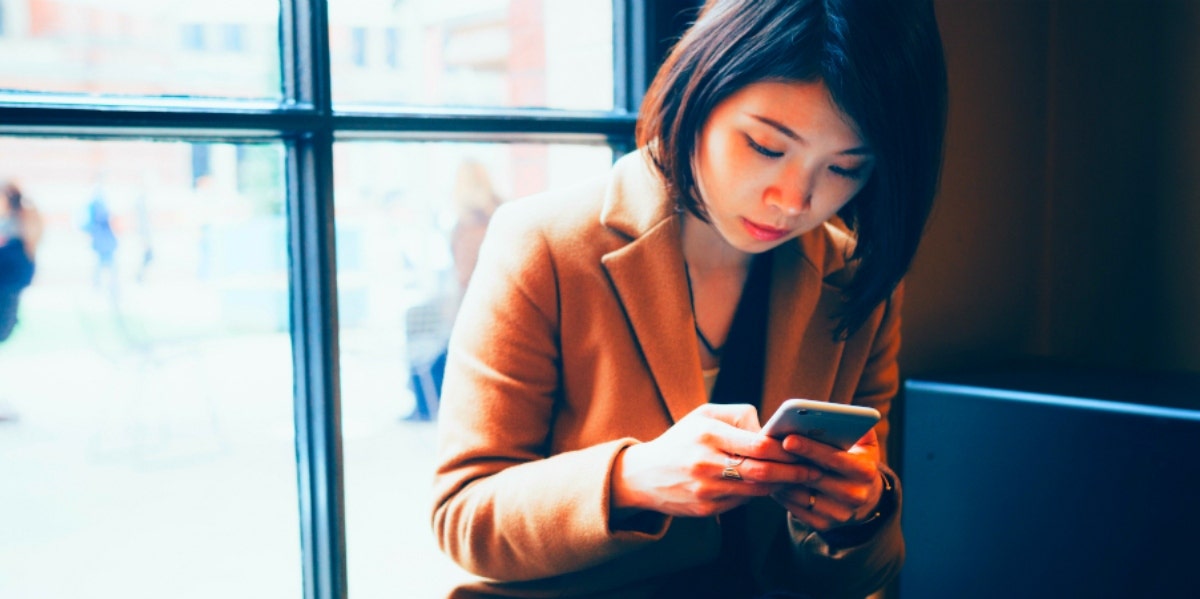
[602,223,706,423]
[760,224,853,419]
[600,152,706,423]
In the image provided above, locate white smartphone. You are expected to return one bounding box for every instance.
[761,398,881,450]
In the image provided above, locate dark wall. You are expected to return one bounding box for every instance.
[904,0,1200,376]
[1042,0,1172,367]
[1157,1,1200,370]
[902,0,1051,374]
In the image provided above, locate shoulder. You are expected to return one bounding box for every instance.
[486,151,668,261]
[488,175,610,243]
[468,174,613,304]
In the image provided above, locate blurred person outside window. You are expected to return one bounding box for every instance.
[0,181,44,422]
[404,159,505,422]
[133,187,154,284]
[83,184,118,293]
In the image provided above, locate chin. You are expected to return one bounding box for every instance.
[730,235,791,255]
[712,218,798,255]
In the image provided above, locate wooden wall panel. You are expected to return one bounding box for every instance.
[904,0,1200,376]
[902,0,1049,375]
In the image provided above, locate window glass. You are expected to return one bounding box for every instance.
[334,140,614,597]
[329,0,613,110]
[0,1,281,101]
[0,138,300,598]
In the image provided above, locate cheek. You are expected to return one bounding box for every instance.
[696,136,740,202]
[819,175,868,212]
[699,134,739,180]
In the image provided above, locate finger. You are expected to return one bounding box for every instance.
[732,456,822,486]
[797,477,875,516]
[785,507,831,531]
[781,431,879,483]
[711,451,788,489]
[786,488,855,525]
[716,478,778,498]
[691,405,796,463]
[781,427,877,467]
[772,488,849,531]
[789,460,884,515]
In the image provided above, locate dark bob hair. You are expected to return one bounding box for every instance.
[637,0,948,338]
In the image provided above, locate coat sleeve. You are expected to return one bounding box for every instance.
[781,284,906,598]
[430,203,669,582]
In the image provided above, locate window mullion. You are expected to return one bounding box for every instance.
[613,0,648,119]
[283,0,344,598]
[287,131,344,599]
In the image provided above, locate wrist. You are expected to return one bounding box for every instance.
[852,469,891,523]
[859,469,894,524]
[821,470,896,548]
[610,443,648,516]
[609,444,669,534]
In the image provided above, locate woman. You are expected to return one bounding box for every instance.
[432,1,947,597]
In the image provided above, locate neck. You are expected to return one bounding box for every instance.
[680,212,751,273]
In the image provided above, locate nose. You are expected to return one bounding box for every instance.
[765,165,813,216]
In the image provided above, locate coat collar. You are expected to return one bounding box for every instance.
[598,150,678,240]
[600,152,702,423]
[599,150,856,423]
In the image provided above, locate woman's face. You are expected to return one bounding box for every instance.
[693,80,874,254]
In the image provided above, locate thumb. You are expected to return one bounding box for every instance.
[693,402,763,432]
[849,427,881,454]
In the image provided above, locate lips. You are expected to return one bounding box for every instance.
[741,218,790,242]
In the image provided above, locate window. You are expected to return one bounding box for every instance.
[0,1,658,598]
[0,4,279,100]
[349,26,367,67]
[182,23,206,51]
[192,143,213,185]
[384,27,400,70]
[223,23,247,53]
[0,138,299,599]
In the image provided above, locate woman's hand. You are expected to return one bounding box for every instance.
[768,428,885,532]
[612,403,820,519]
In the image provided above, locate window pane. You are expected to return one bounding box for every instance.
[334,140,614,597]
[0,1,281,101]
[0,138,300,598]
[330,0,613,110]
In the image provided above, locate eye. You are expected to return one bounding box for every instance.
[744,134,784,159]
[829,164,868,181]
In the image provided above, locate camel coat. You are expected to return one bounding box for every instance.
[432,150,904,599]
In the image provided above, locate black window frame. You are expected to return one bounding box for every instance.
[0,1,690,597]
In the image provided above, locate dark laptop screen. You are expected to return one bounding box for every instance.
[900,372,1200,598]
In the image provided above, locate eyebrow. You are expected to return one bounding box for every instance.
[750,114,872,156]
